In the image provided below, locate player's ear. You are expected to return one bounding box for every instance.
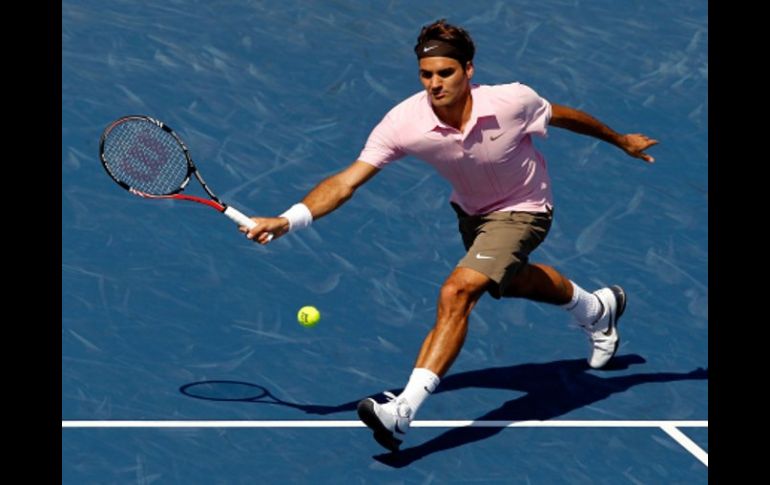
[464,61,474,79]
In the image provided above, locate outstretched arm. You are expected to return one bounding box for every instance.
[241,160,380,244]
[549,103,658,163]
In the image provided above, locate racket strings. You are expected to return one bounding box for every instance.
[102,120,189,195]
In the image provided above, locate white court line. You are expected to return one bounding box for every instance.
[63,420,708,466]
[62,420,707,428]
[661,424,708,467]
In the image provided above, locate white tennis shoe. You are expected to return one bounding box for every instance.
[582,285,626,369]
[357,391,412,452]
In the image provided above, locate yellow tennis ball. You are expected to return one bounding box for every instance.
[297,306,320,327]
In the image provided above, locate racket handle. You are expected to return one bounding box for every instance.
[224,206,274,242]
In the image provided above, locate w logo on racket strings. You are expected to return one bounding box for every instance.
[119,133,171,183]
[100,114,269,237]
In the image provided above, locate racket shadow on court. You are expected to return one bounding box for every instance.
[179,380,363,415]
[179,354,707,467]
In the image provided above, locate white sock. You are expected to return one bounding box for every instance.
[396,368,440,418]
[560,280,602,327]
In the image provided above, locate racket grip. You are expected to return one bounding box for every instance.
[224,206,274,242]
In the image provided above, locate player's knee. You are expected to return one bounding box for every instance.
[439,278,477,307]
[440,279,469,304]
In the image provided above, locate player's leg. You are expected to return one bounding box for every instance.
[502,264,627,370]
[499,262,572,304]
[459,206,626,370]
[415,266,490,375]
[357,267,489,452]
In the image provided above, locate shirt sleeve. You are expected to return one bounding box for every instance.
[518,85,552,138]
[357,114,406,168]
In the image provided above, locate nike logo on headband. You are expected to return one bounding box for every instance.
[415,40,469,64]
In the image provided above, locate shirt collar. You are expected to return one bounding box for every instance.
[420,84,495,133]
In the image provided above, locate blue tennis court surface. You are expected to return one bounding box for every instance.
[63,0,708,482]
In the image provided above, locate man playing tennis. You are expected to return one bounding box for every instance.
[241,19,658,452]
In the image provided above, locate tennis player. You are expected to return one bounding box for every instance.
[241,19,657,452]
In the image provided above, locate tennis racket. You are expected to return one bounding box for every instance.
[99,115,272,240]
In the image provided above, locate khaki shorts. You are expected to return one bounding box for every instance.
[452,202,553,299]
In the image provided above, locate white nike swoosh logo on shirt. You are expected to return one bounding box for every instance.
[475,253,495,260]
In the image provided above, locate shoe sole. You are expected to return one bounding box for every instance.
[357,399,402,452]
[611,285,627,321]
[606,285,627,361]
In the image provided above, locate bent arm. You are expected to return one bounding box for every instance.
[549,103,658,163]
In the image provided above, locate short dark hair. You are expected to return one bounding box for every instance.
[415,19,475,63]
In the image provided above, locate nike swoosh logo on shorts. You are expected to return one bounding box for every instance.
[475,253,494,260]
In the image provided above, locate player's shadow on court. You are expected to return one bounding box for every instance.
[180,355,708,468]
[373,356,707,468]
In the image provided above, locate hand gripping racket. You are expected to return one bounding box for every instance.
[99,115,272,240]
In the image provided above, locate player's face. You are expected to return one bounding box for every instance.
[419,57,473,109]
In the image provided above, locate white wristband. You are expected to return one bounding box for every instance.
[280,203,313,232]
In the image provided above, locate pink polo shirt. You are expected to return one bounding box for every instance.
[358,83,553,215]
